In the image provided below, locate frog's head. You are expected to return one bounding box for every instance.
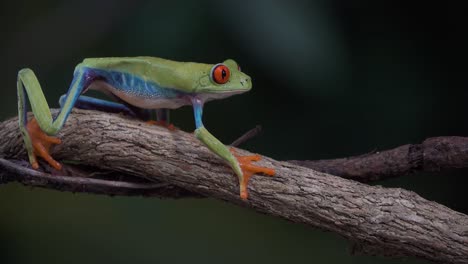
[194,59,252,100]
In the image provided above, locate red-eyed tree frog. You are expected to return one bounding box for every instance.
[17,57,275,199]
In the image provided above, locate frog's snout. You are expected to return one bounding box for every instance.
[240,77,251,89]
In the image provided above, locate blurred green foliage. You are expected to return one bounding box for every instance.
[1,1,466,263]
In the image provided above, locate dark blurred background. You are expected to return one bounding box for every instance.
[1,1,467,263]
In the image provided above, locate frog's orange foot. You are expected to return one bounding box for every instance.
[26,118,62,170]
[230,148,275,200]
[146,120,178,131]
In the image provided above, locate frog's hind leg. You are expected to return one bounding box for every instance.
[17,66,92,169]
[156,109,170,123]
[146,109,176,130]
[60,95,151,120]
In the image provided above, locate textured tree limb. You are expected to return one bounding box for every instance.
[229,124,468,183]
[0,121,264,197]
[0,109,467,264]
[289,137,468,182]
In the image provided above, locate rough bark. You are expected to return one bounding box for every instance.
[0,109,467,264]
[290,137,468,182]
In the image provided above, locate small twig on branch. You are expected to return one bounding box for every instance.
[289,137,468,182]
[230,125,262,147]
[0,158,198,198]
[0,109,467,264]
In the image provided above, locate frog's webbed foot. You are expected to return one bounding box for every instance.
[146,120,178,131]
[230,148,275,200]
[26,118,62,170]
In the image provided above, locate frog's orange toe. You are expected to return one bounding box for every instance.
[230,148,275,200]
[146,120,178,131]
[27,118,62,170]
[31,161,39,170]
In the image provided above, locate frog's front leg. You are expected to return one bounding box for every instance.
[191,98,275,200]
[17,67,92,169]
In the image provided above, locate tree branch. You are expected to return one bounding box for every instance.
[0,109,467,264]
[289,137,468,182]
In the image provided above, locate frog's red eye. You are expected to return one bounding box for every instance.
[211,64,230,84]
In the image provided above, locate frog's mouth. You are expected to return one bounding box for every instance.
[198,89,249,102]
[203,87,250,93]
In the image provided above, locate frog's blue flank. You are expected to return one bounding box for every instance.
[86,68,181,99]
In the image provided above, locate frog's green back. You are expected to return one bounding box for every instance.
[78,57,212,92]
[80,57,179,73]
